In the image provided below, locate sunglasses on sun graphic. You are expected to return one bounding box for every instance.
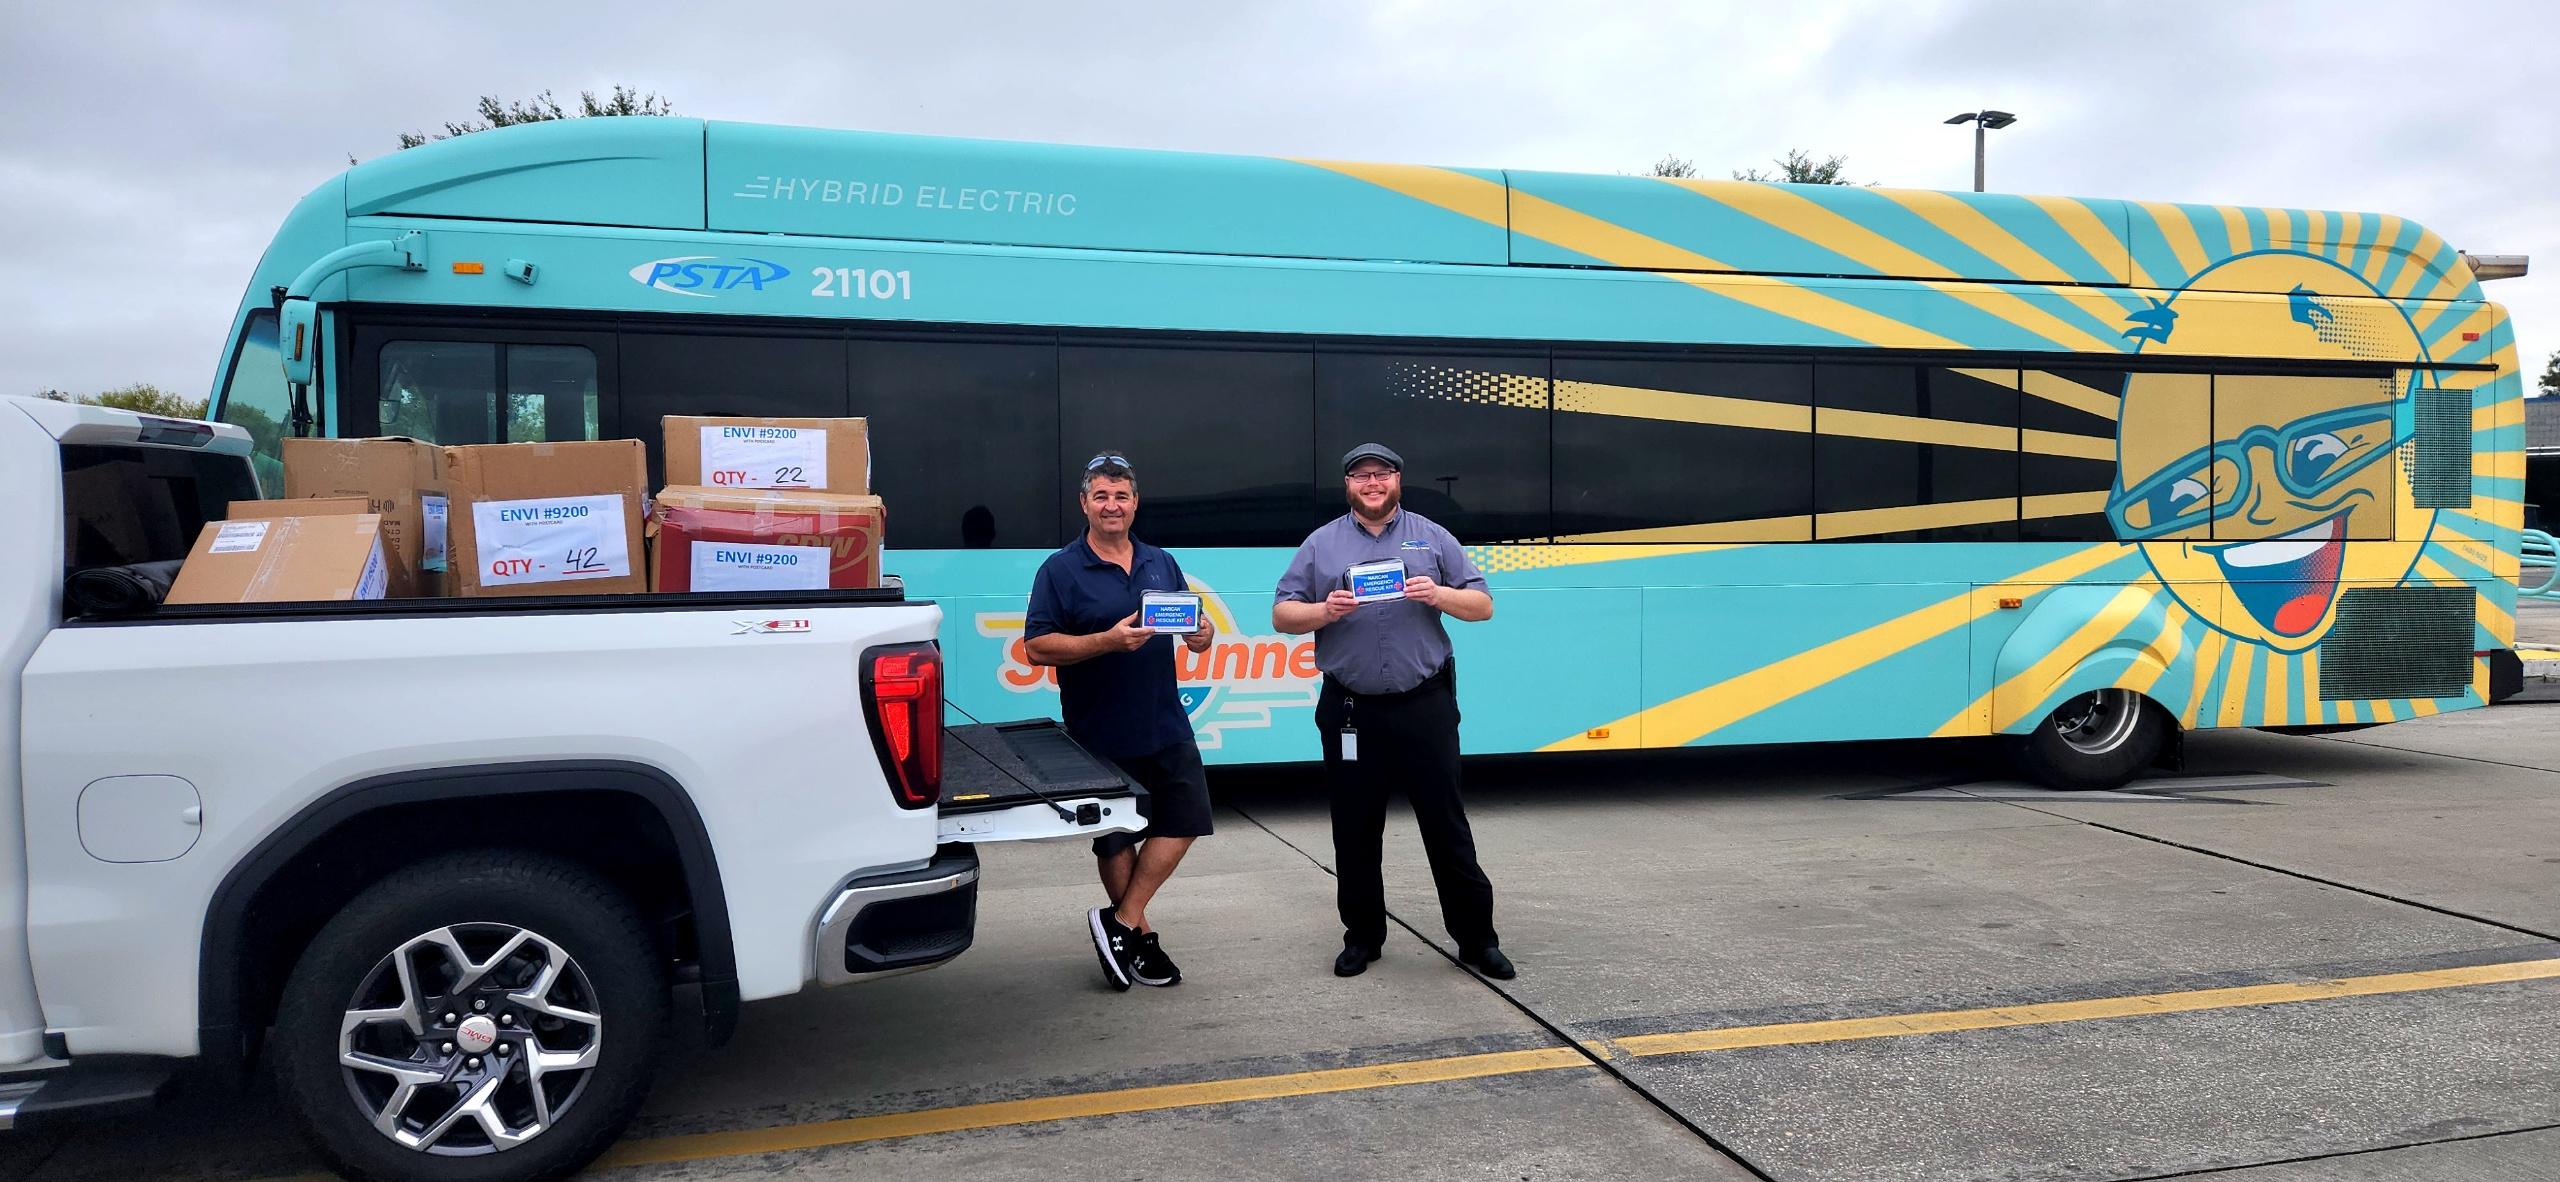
[2105,399,2411,542]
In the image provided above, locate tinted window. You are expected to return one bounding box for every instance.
[1814,364,2018,542]
[1059,344,1317,547]
[619,334,847,487]
[2212,373,2398,541]
[852,338,1060,549]
[1553,356,1812,540]
[1315,350,1548,543]
[60,444,261,578]
[378,341,600,448]
[2019,368,2125,542]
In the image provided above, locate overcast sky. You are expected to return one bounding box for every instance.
[3,0,2552,401]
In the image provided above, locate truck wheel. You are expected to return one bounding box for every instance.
[2007,689,2170,791]
[272,852,666,1182]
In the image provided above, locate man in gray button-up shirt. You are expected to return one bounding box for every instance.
[1274,443,1511,981]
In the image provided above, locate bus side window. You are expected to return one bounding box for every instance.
[378,341,599,446]
[1314,350,1551,545]
[2210,373,2398,541]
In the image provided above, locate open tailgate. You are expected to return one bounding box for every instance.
[938,720,1148,844]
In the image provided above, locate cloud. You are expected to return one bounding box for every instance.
[1,0,2551,400]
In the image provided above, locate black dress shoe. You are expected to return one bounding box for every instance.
[1333,944,1381,977]
[1460,945,1516,980]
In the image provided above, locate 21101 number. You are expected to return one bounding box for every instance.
[811,268,913,300]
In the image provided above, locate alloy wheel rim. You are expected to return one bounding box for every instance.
[336,922,603,1154]
[2052,689,2143,757]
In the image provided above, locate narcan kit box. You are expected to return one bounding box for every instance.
[1141,591,1202,632]
[166,514,388,604]
[1347,559,1408,604]
[662,416,870,494]
[443,440,650,597]
[280,437,450,596]
[650,485,886,592]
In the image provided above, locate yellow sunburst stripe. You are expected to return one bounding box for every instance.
[2021,370,2122,420]
[2132,203,2211,279]
[2391,227,2454,301]
[1551,544,2129,749]
[2264,207,2294,246]
[1989,583,2163,730]
[2023,429,2115,461]
[1665,179,1955,278]
[2180,630,2229,727]
[2023,491,2111,519]
[2121,605,2190,697]
[1298,160,1964,351]
[1820,499,2022,537]
[1465,543,1747,573]
[2331,211,2364,266]
[2359,215,2406,287]
[1820,407,2013,451]
[2432,307,2495,358]
[1553,378,1811,433]
[2219,643,2258,728]
[2300,208,2326,252]
[2370,699,2400,723]
[1920,282,2125,355]
[2265,649,2292,724]
[2303,649,2325,723]
[2027,196,2152,288]
[1874,189,2079,284]
[2412,254,2477,304]
[2217,205,2254,255]
[2408,696,2443,718]
[1555,519,1812,544]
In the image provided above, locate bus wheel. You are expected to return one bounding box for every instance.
[2008,689,2169,791]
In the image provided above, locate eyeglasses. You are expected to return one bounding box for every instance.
[1085,454,1133,473]
[2106,400,2408,541]
[1346,469,1399,485]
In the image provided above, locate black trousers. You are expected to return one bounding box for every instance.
[1315,668,1497,953]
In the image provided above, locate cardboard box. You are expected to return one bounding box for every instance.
[281,437,450,597]
[166,514,388,604]
[650,485,886,593]
[444,440,650,597]
[662,416,870,494]
[226,496,372,521]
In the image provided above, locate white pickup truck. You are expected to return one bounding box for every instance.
[0,395,1142,1181]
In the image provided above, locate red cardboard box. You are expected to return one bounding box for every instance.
[650,485,886,593]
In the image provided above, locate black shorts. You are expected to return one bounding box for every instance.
[1096,740,1214,855]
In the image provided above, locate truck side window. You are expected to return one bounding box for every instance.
[216,311,290,496]
[60,444,261,578]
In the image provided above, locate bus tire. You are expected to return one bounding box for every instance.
[272,851,665,1182]
[2007,689,2170,791]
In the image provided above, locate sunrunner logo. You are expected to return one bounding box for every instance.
[630,256,791,298]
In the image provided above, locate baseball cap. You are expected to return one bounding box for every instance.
[1341,443,1404,474]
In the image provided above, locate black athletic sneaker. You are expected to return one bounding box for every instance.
[1129,931,1182,987]
[1087,906,1135,991]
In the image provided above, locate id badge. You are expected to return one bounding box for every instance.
[1340,728,1358,762]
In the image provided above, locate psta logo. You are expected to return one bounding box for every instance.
[631,256,791,298]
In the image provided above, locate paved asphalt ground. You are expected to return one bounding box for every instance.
[8,694,2560,1180]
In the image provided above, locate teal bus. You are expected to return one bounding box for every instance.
[210,118,2525,787]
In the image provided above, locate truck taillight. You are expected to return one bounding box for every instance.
[862,642,942,810]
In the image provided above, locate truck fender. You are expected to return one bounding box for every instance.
[197,760,735,1076]
[1990,584,2179,734]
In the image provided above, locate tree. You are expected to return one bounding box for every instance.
[1649,154,1699,179]
[399,86,674,149]
[42,384,208,419]
[1733,149,1865,186]
[2539,350,2559,399]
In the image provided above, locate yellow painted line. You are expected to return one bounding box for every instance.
[572,956,2560,1171]
[1612,958,2560,1059]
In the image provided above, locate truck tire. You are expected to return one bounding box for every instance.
[2006,689,2171,791]
[271,852,666,1182]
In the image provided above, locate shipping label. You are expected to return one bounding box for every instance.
[700,425,827,489]
[472,495,630,586]
[690,541,830,592]
[210,521,269,553]
[421,494,449,568]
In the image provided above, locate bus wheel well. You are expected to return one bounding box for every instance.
[200,764,735,1078]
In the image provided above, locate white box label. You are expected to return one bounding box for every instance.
[210,521,269,553]
[700,425,826,490]
[471,495,630,586]
[690,541,830,591]
[421,494,449,568]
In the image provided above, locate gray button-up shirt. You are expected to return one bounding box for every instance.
[1275,508,1488,695]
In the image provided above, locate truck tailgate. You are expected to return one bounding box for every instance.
[937,720,1148,844]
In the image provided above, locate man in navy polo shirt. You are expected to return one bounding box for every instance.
[1025,452,1217,990]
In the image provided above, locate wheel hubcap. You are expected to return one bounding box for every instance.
[337,923,603,1154]
[2052,689,2143,757]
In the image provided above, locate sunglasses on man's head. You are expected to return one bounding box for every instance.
[1085,454,1133,472]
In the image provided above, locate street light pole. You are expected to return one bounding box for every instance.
[1943,110,2017,193]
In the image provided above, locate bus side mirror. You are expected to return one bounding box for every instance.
[279,299,318,386]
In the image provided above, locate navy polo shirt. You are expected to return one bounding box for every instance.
[1024,534,1196,760]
